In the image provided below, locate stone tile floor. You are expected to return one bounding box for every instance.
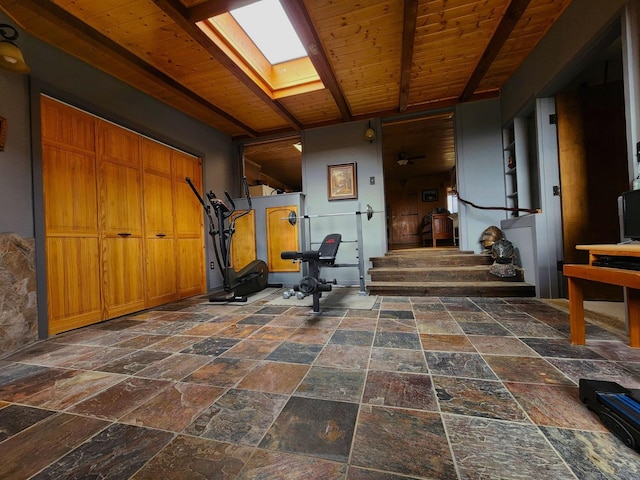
[1,291,640,479]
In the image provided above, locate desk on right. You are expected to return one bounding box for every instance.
[564,244,640,348]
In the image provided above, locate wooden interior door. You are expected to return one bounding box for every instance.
[556,84,629,300]
[388,191,419,246]
[266,206,300,272]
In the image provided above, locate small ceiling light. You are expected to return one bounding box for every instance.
[364,121,376,143]
[293,141,302,152]
[397,158,409,166]
[0,23,29,73]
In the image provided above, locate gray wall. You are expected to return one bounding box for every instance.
[301,120,387,285]
[454,98,507,253]
[0,62,32,237]
[501,0,627,122]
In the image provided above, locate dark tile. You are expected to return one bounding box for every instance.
[433,376,528,421]
[521,337,606,359]
[378,310,415,320]
[373,331,421,349]
[329,330,374,346]
[132,435,253,479]
[186,388,288,445]
[426,351,497,380]
[96,350,171,375]
[362,371,437,410]
[255,306,291,315]
[0,404,55,442]
[0,413,109,479]
[346,467,413,480]
[498,319,565,338]
[265,341,322,364]
[541,426,640,479]
[181,337,240,356]
[295,366,366,403]
[31,423,173,479]
[238,314,275,325]
[546,358,640,388]
[458,321,512,336]
[351,406,455,479]
[445,415,574,479]
[260,396,358,462]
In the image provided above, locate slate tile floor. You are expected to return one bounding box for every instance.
[2,292,640,479]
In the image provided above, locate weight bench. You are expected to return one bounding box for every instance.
[281,233,341,313]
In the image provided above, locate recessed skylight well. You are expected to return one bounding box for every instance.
[197,0,323,99]
[231,0,307,65]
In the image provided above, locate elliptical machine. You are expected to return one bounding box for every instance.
[186,176,269,302]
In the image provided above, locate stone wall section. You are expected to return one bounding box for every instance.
[0,233,38,356]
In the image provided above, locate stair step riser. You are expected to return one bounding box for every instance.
[371,257,491,267]
[367,284,535,297]
[369,270,524,282]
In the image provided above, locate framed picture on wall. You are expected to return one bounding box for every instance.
[422,189,438,202]
[328,163,357,200]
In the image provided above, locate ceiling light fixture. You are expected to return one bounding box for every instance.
[293,141,302,152]
[0,23,29,73]
[365,121,376,143]
[397,158,409,166]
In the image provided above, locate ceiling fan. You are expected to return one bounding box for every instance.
[397,152,425,166]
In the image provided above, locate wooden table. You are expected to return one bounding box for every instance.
[563,244,640,348]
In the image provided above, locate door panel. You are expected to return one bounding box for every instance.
[557,84,628,300]
[266,206,300,272]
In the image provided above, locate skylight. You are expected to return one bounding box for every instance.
[230,0,307,65]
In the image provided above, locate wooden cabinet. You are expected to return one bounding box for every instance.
[142,139,178,307]
[41,98,102,335]
[41,96,204,334]
[173,151,205,298]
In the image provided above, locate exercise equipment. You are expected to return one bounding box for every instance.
[186,176,268,302]
[285,204,381,225]
[281,233,342,313]
[580,378,640,451]
[284,203,379,297]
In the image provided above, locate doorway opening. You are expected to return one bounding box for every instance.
[381,113,457,250]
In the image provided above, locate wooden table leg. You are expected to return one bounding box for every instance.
[568,277,586,344]
[627,288,640,348]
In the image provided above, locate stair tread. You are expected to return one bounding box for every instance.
[368,280,533,286]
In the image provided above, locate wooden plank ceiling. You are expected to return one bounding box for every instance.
[0,0,572,189]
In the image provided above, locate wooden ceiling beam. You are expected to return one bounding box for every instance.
[398,0,419,112]
[17,0,257,136]
[459,0,531,102]
[186,0,256,23]
[279,0,352,122]
[156,0,304,131]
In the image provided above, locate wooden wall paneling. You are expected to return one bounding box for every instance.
[41,97,102,334]
[229,210,257,271]
[173,151,206,298]
[266,206,300,272]
[97,121,146,318]
[142,139,178,307]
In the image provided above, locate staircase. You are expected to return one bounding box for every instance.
[367,248,536,297]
